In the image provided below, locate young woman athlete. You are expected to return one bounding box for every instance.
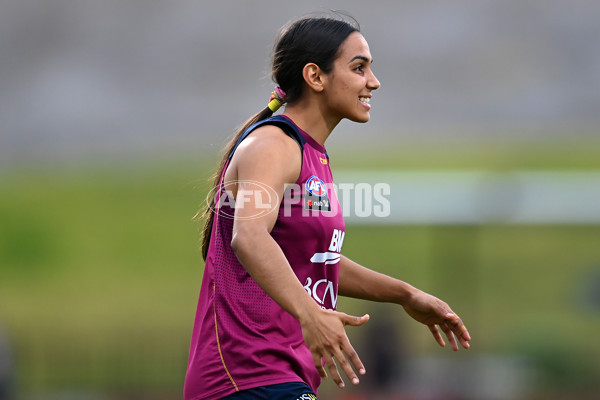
[184,14,471,400]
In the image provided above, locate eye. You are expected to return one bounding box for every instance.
[354,64,365,73]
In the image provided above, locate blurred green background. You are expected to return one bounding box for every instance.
[2,142,600,399]
[1,1,600,399]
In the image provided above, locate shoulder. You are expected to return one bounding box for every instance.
[234,124,301,161]
[230,124,302,182]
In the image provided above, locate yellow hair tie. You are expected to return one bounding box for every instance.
[268,98,282,112]
[267,86,287,112]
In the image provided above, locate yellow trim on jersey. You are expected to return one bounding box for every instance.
[214,283,239,391]
[211,163,238,391]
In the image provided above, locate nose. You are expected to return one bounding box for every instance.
[367,69,381,91]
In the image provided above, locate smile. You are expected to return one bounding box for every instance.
[359,97,370,104]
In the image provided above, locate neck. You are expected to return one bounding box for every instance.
[282,99,340,146]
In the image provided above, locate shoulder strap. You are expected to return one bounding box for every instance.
[228,115,305,161]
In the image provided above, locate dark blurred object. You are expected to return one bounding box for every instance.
[578,267,600,312]
[358,306,407,400]
[0,323,14,400]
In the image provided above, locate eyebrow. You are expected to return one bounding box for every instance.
[349,55,373,64]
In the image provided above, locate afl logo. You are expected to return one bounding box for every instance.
[305,176,327,197]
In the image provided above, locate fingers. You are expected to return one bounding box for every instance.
[458,334,471,349]
[440,322,459,351]
[323,342,365,388]
[339,337,366,383]
[323,353,344,387]
[428,324,446,347]
[311,312,368,389]
[313,353,327,379]
[343,313,370,327]
[429,313,471,350]
[445,313,471,349]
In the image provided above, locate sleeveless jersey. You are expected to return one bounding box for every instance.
[184,116,346,400]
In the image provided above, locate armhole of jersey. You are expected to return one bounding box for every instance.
[227,116,305,161]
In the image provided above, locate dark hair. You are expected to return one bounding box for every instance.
[199,13,360,260]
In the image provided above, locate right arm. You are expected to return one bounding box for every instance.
[226,126,369,388]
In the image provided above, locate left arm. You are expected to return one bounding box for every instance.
[338,255,471,350]
[338,255,417,303]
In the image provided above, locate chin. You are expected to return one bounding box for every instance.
[349,114,371,123]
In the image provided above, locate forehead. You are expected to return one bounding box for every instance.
[336,32,372,61]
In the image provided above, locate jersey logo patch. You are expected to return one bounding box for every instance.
[305,176,327,196]
[304,176,331,211]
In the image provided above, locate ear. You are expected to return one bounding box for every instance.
[302,63,326,93]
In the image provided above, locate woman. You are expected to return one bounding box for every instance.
[184,14,471,400]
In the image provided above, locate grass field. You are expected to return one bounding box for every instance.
[1,140,600,399]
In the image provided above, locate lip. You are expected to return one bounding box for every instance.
[358,95,372,110]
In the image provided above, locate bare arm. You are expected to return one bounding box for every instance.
[339,255,471,350]
[226,126,368,388]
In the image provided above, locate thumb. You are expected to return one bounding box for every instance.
[343,313,370,327]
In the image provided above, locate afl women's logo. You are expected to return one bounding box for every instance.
[305,176,327,197]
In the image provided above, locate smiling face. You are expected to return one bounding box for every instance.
[324,32,381,123]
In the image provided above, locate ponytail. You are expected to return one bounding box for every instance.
[198,88,287,260]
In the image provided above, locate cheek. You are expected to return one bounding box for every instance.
[331,80,349,95]
[338,83,355,103]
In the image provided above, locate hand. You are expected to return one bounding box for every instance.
[402,290,471,351]
[300,309,370,388]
